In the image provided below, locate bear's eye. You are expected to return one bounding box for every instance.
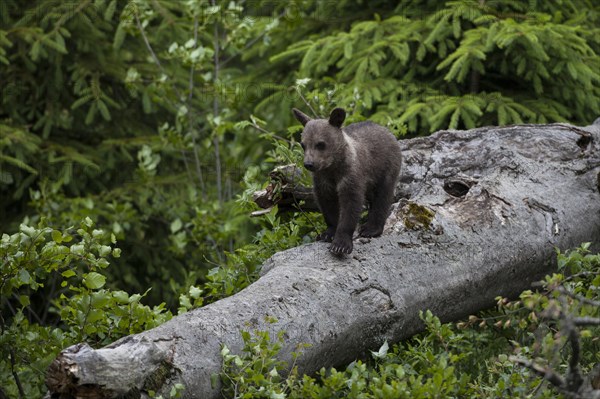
[300,142,306,150]
[315,142,326,150]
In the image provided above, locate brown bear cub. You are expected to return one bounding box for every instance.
[292,107,402,255]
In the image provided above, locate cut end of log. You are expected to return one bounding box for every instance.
[46,338,171,398]
[45,344,116,399]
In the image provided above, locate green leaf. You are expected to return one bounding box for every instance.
[344,41,353,59]
[97,100,111,121]
[581,242,591,251]
[18,269,31,285]
[19,295,30,307]
[52,230,63,243]
[113,290,129,304]
[84,272,106,289]
[113,24,126,49]
[53,33,67,54]
[105,0,117,21]
[170,218,183,233]
[30,40,41,61]
[62,269,76,278]
[129,293,142,304]
[71,94,94,110]
[98,245,111,257]
[70,244,85,255]
[142,91,151,113]
[210,373,219,389]
[221,345,230,357]
[371,341,389,359]
[179,294,191,309]
[87,308,104,323]
[189,285,202,299]
[85,102,97,125]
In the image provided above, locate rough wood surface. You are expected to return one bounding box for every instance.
[46,122,600,399]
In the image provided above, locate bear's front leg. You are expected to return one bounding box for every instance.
[330,183,363,255]
[314,178,339,243]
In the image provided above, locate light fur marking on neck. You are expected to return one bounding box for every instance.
[342,129,358,164]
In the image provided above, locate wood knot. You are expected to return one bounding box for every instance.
[443,179,473,198]
[576,133,591,150]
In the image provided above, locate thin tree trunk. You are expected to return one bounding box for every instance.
[212,0,222,204]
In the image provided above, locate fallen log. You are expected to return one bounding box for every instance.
[46,122,600,398]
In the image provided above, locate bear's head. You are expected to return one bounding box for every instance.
[292,108,347,172]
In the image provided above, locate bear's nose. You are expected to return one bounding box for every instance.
[304,162,314,171]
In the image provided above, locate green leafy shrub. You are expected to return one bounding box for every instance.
[0,218,172,398]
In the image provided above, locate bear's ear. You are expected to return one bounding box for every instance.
[328,108,346,128]
[292,108,311,126]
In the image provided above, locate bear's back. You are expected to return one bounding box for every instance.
[344,121,401,179]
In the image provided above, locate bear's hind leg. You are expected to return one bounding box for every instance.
[359,176,396,238]
[316,226,335,242]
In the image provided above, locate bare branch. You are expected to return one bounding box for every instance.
[510,356,566,388]
[134,11,183,102]
[556,286,600,308]
[560,306,584,392]
[572,317,600,326]
[295,86,319,117]
[9,348,25,399]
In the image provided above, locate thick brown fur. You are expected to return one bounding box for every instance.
[292,107,402,255]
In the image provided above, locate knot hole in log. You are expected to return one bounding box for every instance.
[576,134,592,150]
[443,179,474,198]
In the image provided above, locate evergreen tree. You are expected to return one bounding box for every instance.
[269,0,600,134]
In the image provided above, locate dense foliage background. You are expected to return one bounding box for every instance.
[1,0,599,397]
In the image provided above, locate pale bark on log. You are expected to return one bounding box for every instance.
[46,122,600,399]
